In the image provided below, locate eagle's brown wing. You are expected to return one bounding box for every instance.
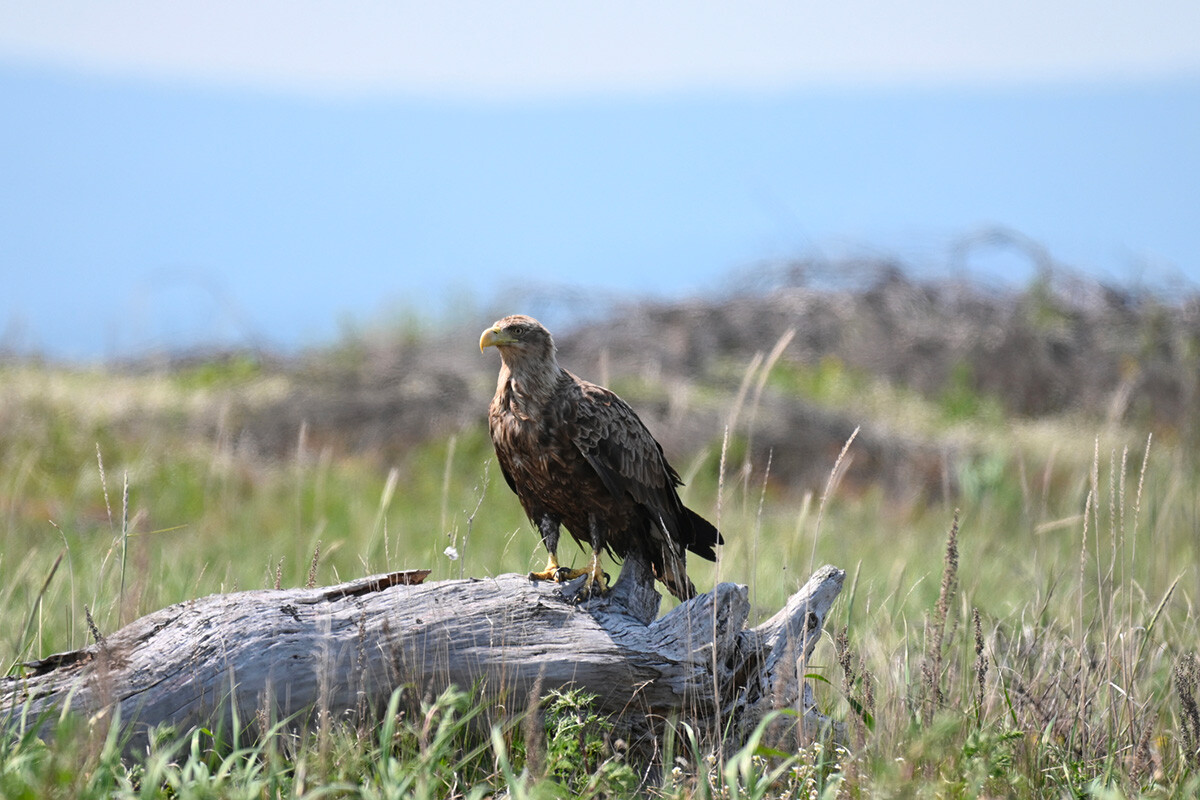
[565,376,716,561]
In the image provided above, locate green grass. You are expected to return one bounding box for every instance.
[2,358,1199,797]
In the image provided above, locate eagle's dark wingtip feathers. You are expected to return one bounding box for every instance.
[683,507,723,562]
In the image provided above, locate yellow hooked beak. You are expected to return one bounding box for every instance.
[479,326,513,352]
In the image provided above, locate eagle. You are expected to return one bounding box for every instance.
[480,314,722,600]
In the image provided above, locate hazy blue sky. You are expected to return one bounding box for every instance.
[2,2,1199,359]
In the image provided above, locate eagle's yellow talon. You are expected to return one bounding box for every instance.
[529,554,587,583]
[530,552,609,599]
[529,553,560,582]
[554,566,587,582]
[575,555,609,598]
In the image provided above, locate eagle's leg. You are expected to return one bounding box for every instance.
[577,515,610,597]
[528,515,588,582]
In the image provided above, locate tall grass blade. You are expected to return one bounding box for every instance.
[9,549,64,672]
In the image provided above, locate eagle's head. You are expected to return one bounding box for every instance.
[479,315,556,368]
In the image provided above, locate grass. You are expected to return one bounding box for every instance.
[2,353,1199,798]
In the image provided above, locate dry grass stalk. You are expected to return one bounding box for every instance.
[811,426,859,572]
[307,540,322,589]
[972,607,987,722]
[835,625,874,748]
[118,471,129,627]
[521,670,547,784]
[835,627,854,703]
[84,603,105,648]
[1175,653,1200,768]
[922,510,959,725]
[95,443,113,531]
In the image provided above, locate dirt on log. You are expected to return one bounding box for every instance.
[2,556,844,758]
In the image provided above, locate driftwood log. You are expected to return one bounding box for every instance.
[2,554,844,758]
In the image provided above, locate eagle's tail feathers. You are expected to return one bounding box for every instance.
[683,507,722,562]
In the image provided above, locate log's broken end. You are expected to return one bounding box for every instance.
[734,564,847,745]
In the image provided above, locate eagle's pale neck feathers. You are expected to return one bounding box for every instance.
[497,345,563,408]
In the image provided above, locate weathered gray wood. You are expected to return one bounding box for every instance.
[2,561,844,757]
[735,564,849,744]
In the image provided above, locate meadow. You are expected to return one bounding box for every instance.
[1,274,1199,798]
